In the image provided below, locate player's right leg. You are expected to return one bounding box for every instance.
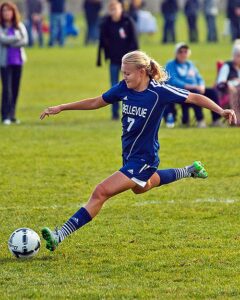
[131,161,208,195]
[42,171,136,251]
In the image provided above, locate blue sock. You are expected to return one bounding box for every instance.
[157,167,191,186]
[58,207,92,243]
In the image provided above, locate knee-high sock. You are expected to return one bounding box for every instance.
[157,167,192,186]
[58,207,92,243]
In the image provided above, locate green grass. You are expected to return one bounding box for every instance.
[0,14,240,299]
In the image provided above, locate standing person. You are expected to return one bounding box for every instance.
[0,2,28,125]
[166,43,222,127]
[39,50,236,252]
[97,0,139,120]
[129,0,142,23]
[203,0,218,42]
[184,0,199,43]
[161,0,178,44]
[217,41,240,126]
[25,0,44,47]
[83,0,102,45]
[227,0,240,41]
[47,0,66,47]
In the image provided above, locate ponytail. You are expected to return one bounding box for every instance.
[122,51,169,83]
[148,59,169,82]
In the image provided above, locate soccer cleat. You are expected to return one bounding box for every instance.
[191,161,208,179]
[41,227,59,251]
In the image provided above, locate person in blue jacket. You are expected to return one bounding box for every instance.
[39,50,236,252]
[166,42,222,127]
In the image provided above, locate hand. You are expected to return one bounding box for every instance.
[196,85,206,94]
[221,109,237,125]
[40,105,62,120]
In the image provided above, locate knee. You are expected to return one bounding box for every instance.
[132,186,145,195]
[91,183,110,203]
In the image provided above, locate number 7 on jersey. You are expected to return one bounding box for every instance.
[127,117,135,132]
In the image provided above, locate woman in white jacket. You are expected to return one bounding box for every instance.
[0,2,28,125]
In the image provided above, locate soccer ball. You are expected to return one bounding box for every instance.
[8,228,41,259]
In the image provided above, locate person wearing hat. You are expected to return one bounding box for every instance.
[165,42,222,127]
[217,40,240,126]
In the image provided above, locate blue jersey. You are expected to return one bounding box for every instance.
[102,79,189,164]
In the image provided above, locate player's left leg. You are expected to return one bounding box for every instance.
[42,171,136,251]
[132,161,208,195]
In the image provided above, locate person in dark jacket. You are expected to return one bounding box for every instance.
[47,0,66,47]
[184,0,199,43]
[161,0,178,44]
[83,0,102,45]
[227,0,240,41]
[97,0,139,120]
[25,0,44,47]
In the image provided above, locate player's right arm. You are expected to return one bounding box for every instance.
[40,96,108,120]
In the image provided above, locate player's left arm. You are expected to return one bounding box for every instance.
[186,92,237,125]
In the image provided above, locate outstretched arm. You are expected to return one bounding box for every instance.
[40,96,108,120]
[186,93,237,125]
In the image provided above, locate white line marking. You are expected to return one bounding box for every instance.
[134,198,238,206]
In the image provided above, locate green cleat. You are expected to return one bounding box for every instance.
[192,161,208,179]
[41,227,59,252]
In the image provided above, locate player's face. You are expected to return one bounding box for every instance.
[121,63,144,90]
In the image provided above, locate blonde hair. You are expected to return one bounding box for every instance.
[122,50,169,83]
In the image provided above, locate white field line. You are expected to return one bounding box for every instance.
[0,199,238,211]
[134,198,238,206]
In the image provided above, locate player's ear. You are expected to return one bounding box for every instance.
[139,67,146,76]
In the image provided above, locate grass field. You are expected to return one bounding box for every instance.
[0,13,240,299]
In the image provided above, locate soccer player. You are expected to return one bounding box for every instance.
[40,50,237,252]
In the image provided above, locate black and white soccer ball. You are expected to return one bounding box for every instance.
[8,228,41,259]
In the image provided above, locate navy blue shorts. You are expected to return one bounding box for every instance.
[120,159,159,187]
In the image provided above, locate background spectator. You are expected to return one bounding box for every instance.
[0,1,28,125]
[83,0,102,45]
[47,0,66,47]
[184,0,199,43]
[203,0,218,42]
[97,0,138,120]
[161,0,178,44]
[217,41,240,126]
[227,0,240,41]
[166,42,222,127]
[129,0,143,23]
[25,0,44,47]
